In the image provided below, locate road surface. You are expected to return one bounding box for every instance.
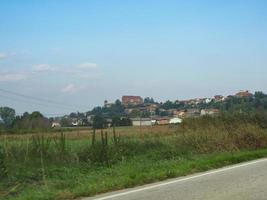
[84,158,267,200]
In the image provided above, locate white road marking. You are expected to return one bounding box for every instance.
[90,158,267,200]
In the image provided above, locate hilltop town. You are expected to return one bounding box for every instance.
[52,90,262,128]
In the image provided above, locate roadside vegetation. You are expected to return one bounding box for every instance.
[1,113,267,200]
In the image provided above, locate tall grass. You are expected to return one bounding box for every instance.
[1,113,267,199]
[2,114,267,166]
[179,113,267,153]
[0,145,7,179]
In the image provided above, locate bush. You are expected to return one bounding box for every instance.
[180,114,267,153]
[0,145,7,179]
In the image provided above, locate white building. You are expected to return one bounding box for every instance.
[52,122,61,128]
[72,121,78,126]
[200,109,220,116]
[205,98,212,104]
[151,119,157,125]
[131,118,152,126]
[169,117,183,124]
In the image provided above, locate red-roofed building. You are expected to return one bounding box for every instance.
[214,95,224,101]
[122,96,143,105]
[235,90,253,98]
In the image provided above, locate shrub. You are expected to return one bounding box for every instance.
[0,145,7,179]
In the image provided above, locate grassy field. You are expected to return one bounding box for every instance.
[1,115,267,200]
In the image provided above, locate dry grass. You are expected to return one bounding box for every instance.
[0,125,177,140]
[1,114,267,200]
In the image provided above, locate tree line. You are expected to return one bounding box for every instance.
[0,108,51,134]
[87,91,267,117]
[1,91,267,134]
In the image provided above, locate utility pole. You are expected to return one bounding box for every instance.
[139,114,142,134]
[150,109,153,134]
[77,111,80,137]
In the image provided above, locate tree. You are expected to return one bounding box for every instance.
[129,110,141,118]
[69,112,78,118]
[254,91,266,99]
[144,97,154,104]
[0,107,15,128]
[0,145,7,179]
[60,117,71,127]
[30,111,43,119]
[90,107,102,115]
[161,100,175,110]
[141,111,151,117]
[60,118,72,127]
[120,117,132,126]
[111,116,120,127]
[112,116,132,126]
[13,111,51,130]
[115,99,122,106]
[92,114,107,129]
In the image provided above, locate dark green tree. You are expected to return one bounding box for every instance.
[0,145,7,179]
[92,114,107,129]
[60,118,72,127]
[144,97,155,104]
[0,107,15,128]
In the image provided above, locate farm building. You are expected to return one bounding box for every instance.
[169,117,182,124]
[200,109,220,116]
[122,96,143,105]
[52,122,61,128]
[131,118,152,126]
[235,90,253,98]
[158,117,170,125]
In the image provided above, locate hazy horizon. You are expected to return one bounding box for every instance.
[1,0,267,115]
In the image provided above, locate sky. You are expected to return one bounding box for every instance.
[0,0,267,115]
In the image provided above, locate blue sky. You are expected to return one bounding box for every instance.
[0,0,267,115]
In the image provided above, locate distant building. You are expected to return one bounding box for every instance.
[176,110,186,118]
[106,118,113,127]
[72,121,78,126]
[122,96,143,105]
[125,108,134,114]
[200,109,220,116]
[205,98,212,104]
[194,98,207,105]
[158,117,170,125]
[168,109,178,115]
[185,109,200,118]
[169,117,183,124]
[52,122,61,128]
[214,95,224,102]
[235,90,253,98]
[144,103,158,113]
[180,99,198,106]
[151,119,157,125]
[104,100,114,108]
[131,118,152,126]
[71,119,83,126]
[86,115,94,125]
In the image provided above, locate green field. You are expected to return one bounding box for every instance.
[1,115,267,200]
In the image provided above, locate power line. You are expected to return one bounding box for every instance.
[0,88,89,110]
[0,94,71,117]
[0,93,72,110]
[16,113,69,117]
[0,93,89,116]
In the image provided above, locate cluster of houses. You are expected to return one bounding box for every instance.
[131,117,183,126]
[129,108,221,127]
[52,90,253,128]
[118,90,252,127]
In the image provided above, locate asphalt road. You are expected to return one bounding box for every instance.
[84,158,267,200]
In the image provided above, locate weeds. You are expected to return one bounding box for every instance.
[1,114,267,200]
[0,145,7,179]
